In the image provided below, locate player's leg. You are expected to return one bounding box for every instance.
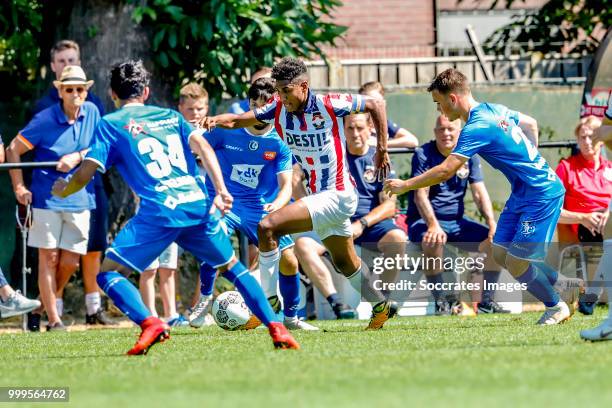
[0,266,41,319]
[157,244,184,326]
[580,239,612,341]
[177,220,299,349]
[139,262,159,317]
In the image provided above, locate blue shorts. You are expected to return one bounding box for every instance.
[353,218,402,246]
[87,181,109,252]
[222,207,294,251]
[106,215,234,273]
[409,216,489,252]
[493,195,563,260]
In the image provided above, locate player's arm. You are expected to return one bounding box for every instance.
[384,154,467,196]
[6,136,34,205]
[52,159,99,198]
[387,128,419,149]
[199,110,263,131]
[291,163,308,200]
[470,181,496,234]
[517,113,539,147]
[264,171,293,213]
[364,97,390,179]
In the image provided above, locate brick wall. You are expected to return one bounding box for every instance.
[322,0,436,59]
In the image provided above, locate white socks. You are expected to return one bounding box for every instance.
[56,298,63,317]
[85,292,101,315]
[258,248,280,298]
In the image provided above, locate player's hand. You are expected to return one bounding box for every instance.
[212,190,233,216]
[57,152,81,173]
[580,212,605,235]
[14,185,32,205]
[383,178,408,195]
[373,149,390,181]
[424,224,447,245]
[51,178,69,198]
[263,203,278,213]
[198,116,217,132]
[351,221,364,239]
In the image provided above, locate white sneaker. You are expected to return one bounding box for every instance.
[536,301,571,325]
[580,319,612,341]
[284,317,319,331]
[554,275,583,316]
[189,295,213,328]
[0,291,41,319]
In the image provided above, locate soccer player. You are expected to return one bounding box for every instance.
[52,60,299,354]
[384,68,581,325]
[190,78,317,331]
[200,57,396,329]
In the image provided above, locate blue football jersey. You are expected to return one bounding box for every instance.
[204,127,292,208]
[86,104,209,227]
[452,103,564,208]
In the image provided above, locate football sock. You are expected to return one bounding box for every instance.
[279,273,300,318]
[223,262,279,326]
[481,271,501,304]
[56,298,63,317]
[531,260,559,286]
[85,292,101,315]
[516,265,559,308]
[199,262,216,297]
[426,273,445,301]
[326,293,340,307]
[96,271,151,325]
[258,248,280,298]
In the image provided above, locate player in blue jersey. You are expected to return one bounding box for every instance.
[189,78,318,330]
[384,68,582,325]
[52,60,299,354]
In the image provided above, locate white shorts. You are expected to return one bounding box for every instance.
[28,208,91,255]
[300,190,358,240]
[146,242,179,270]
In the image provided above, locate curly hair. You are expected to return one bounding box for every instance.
[110,60,150,100]
[427,68,469,95]
[271,57,307,82]
[248,77,276,102]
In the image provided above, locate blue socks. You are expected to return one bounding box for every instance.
[199,263,216,297]
[326,293,340,307]
[426,273,445,301]
[279,273,300,318]
[531,261,559,286]
[222,262,279,326]
[516,265,559,307]
[96,271,151,325]
[481,270,501,304]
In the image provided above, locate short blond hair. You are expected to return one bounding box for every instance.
[574,115,602,137]
[179,82,208,104]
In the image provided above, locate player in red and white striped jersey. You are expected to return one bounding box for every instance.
[200,57,396,329]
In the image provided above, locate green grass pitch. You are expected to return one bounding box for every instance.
[2,310,612,407]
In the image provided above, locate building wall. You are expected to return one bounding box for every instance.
[322,0,436,59]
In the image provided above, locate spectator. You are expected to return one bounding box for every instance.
[6,65,100,331]
[406,115,503,315]
[0,267,41,319]
[33,39,111,327]
[228,67,272,114]
[359,81,419,149]
[556,116,612,315]
[178,82,209,124]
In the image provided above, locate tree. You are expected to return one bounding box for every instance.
[480,0,611,56]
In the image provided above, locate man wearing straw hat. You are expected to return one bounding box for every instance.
[5,65,100,331]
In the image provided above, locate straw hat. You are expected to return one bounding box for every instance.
[53,65,94,88]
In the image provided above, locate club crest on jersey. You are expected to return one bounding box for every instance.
[498,119,510,132]
[520,220,536,237]
[123,119,147,138]
[363,166,376,183]
[312,112,325,130]
[248,141,259,151]
[456,163,470,179]
[263,151,277,161]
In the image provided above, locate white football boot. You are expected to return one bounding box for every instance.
[536,301,571,325]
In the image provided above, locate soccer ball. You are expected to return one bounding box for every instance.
[212,291,251,331]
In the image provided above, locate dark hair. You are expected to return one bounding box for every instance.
[271,57,307,82]
[248,77,276,102]
[50,40,80,62]
[359,81,385,96]
[110,60,150,100]
[427,68,469,94]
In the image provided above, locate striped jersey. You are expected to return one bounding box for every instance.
[254,91,366,194]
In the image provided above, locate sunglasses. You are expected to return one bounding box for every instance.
[63,87,87,94]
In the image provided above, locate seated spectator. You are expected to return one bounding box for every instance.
[295,112,407,315]
[0,267,41,319]
[556,116,612,314]
[359,81,419,149]
[6,66,100,331]
[406,115,503,315]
